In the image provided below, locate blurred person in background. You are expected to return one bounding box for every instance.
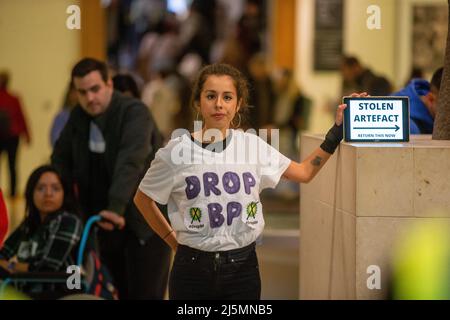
[108,0,167,70]
[113,73,165,166]
[391,67,443,134]
[178,0,218,64]
[235,0,265,65]
[112,73,141,99]
[246,53,275,130]
[272,68,312,149]
[50,81,78,147]
[136,12,181,83]
[341,56,392,96]
[141,63,181,141]
[0,71,31,198]
[220,0,265,72]
[404,66,424,86]
[270,68,312,199]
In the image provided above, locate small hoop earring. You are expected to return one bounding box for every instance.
[232,113,242,128]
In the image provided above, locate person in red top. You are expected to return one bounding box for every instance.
[0,71,31,197]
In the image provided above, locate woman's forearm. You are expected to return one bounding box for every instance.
[134,190,178,251]
[0,259,9,270]
[13,262,29,273]
[283,147,332,183]
[0,258,29,273]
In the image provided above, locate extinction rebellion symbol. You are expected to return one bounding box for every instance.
[190,207,202,224]
[246,202,258,220]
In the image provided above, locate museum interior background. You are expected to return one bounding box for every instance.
[0,0,448,299]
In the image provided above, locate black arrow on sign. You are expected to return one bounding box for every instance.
[354,125,400,132]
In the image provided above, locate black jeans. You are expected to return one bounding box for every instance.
[97,228,171,299]
[169,242,261,300]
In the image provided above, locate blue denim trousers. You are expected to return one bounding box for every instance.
[169,242,261,300]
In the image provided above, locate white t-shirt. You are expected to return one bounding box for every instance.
[138,129,291,251]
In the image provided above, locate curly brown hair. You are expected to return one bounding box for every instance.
[190,63,249,128]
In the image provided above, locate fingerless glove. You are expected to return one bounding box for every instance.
[320,123,343,154]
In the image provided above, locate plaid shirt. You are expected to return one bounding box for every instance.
[0,211,82,272]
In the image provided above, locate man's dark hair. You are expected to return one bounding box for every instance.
[342,56,361,67]
[71,57,109,82]
[0,71,9,89]
[113,74,140,98]
[430,67,443,91]
[410,67,424,80]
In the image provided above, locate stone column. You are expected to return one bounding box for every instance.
[433,0,450,140]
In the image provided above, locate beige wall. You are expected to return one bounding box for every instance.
[344,0,396,84]
[296,0,341,133]
[0,0,80,195]
[295,0,446,133]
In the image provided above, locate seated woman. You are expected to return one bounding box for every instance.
[0,165,82,294]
